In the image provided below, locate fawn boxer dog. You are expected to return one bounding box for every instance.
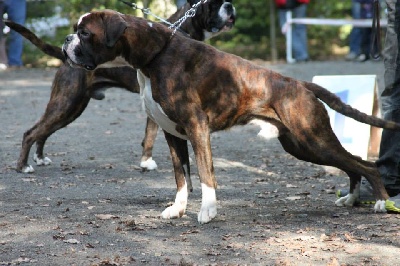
[63,9,400,224]
[7,0,236,174]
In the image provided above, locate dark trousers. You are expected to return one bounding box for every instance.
[376,0,400,196]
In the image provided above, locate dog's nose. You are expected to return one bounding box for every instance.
[65,34,74,44]
[225,3,233,13]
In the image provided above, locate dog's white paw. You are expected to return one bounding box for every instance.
[161,182,188,219]
[374,200,386,213]
[22,165,35,173]
[140,157,157,170]
[33,153,52,166]
[198,204,217,224]
[335,194,357,207]
[198,184,217,224]
[161,202,186,219]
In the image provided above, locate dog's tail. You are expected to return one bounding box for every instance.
[305,81,400,130]
[5,20,65,62]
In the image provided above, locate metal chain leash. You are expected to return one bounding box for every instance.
[168,0,208,36]
[119,0,175,27]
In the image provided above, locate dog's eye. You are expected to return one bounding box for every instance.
[79,30,90,38]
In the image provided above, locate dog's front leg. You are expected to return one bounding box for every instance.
[186,120,217,224]
[161,132,191,219]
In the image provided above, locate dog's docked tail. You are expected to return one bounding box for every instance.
[305,81,400,130]
[5,20,65,62]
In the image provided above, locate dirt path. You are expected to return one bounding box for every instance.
[1,61,400,266]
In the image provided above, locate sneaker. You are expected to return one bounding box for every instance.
[345,52,358,61]
[355,54,369,62]
[0,63,7,71]
[337,182,400,213]
[336,179,375,204]
[385,194,400,213]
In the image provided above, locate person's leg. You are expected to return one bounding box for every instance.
[356,27,372,62]
[0,1,7,67]
[336,0,400,212]
[349,0,362,56]
[291,4,308,61]
[176,0,186,9]
[4,0,26,67]
[375,0,400,196]
[278,9,287,31]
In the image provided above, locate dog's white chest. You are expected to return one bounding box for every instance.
[137,71,188,140]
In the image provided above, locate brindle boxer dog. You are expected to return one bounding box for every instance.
[7,0,235,174]
[63,9,400,224]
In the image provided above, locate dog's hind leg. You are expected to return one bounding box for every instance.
[17,68,91,173]
[277,129,389,212]
[139,117,159,171]
[17,96,91,173]
[334,171,361,207]
[161,132,192,219]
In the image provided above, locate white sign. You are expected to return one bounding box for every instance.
[312,75,377,160]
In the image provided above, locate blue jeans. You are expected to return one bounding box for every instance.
[279,4,309,61]
[349,0,361,54]
[4,0,26,66]
[376,0,400,196]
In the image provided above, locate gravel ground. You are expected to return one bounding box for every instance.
[1,60,400,266]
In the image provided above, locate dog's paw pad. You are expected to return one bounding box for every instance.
[140,157,157,170]
[161,203,185,219]
[22,165,35,173]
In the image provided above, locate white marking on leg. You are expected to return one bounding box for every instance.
[22,165,35,173]
[335,194,357,206]
[198,183,217,224]
[139,157,157,170]
[335,183,360,207]
[374,200,386,213]
[161,182,188,219]
[33,153,52,166]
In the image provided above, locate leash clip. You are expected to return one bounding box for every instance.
[169,0,208,36]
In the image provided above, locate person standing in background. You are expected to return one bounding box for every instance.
[355,0,374,62]
[176,0,186,9]
[345,0,362,60]
[2,0,26,69]
[276,0,310,62]
[337,0,400,212]
[0,0,7,70]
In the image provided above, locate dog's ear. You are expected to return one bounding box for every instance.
[104,13,127,48]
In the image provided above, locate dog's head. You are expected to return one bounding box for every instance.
[62,10,128,70]
[177,0,236,40]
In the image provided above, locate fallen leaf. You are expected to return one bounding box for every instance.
[95,214,119,220]
[286,196,302,201]
[63,239,80,244]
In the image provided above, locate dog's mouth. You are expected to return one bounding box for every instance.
[224,15,235,30]
[63,50,96,71]
[213,15,236,33]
